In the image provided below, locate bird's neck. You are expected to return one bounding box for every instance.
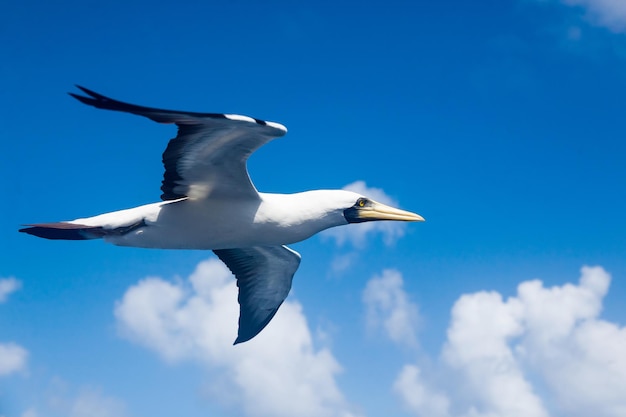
[255,191,349,243]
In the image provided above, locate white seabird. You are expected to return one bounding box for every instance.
[20,86,424,344]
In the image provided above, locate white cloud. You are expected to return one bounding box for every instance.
[561,0,626,32]
[322,181,408,248]
[0,278,28,377]
[394,365,451,417]
[115,258,360,417]
[516,266,625,417]
[41,379,130,417]
[329,252,359,276]
[0,342,28,376]
[442,291,549,417]
[363,269,420,348]
[20,408,38,417]
[0,277,21,303]
[396,266,626,417]
[68,388,129,417]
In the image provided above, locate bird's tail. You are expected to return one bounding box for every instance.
[19,223,106,240]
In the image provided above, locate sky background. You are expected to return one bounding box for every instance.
[1,1,626,416]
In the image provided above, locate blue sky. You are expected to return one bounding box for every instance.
[1,1,626,416]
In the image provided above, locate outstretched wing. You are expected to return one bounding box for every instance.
[70,86,287,201]
[213,245,302,344]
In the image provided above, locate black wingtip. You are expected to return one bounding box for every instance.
[69,85,170,118]
[68,92,94,106]
[75,85,105,99]
[67,84,110,107]
[233,335,250,345]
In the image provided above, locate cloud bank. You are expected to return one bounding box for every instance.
[394,266,626,417]
[115,258,359,417]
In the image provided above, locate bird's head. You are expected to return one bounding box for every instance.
[256,190,423,244]
[340,192,424,224]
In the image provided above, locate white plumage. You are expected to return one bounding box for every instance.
[20,87,424,344]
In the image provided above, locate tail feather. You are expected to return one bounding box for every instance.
[19,223,105,240]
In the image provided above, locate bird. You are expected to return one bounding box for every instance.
[20,86,424,344]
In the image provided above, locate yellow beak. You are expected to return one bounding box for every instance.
[353,200,425,222]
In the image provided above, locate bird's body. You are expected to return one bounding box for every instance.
[69,190,361,250]
[20,87,424,344]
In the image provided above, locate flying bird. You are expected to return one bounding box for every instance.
[20,86,424,344]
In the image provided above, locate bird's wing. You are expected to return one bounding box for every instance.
[213,245,301,344]
[70,86,287,201]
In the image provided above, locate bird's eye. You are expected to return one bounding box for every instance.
[357,198,366,207]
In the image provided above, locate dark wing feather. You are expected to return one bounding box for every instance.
[213,245,301,344]
[70,86,287,200]
[19,220,145,240]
